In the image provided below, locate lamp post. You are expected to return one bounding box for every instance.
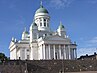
[25,63,28,73]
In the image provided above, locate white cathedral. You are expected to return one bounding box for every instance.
[9,2,77,60]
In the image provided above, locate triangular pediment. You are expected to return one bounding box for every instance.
[44,35,66,41]
[9,41,15,48]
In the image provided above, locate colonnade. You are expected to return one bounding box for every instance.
[41,44,77,60]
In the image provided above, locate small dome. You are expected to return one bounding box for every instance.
[35,5,49,14]
[58,22,65,29]
[59,24,65,29]
[57,22,66,32]
[23,31,29,34]
[23,28,29,34]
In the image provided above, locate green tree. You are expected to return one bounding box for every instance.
[0,53,9,64]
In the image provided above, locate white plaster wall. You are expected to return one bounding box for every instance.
[10,48,16,60]
[21,48,25,60]
[30,44,33,60]
[31,43,38,60]
[16,49,20,59]
[38,45,43,60]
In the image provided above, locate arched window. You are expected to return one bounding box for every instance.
[44,23,46,26]
[40,23,42,26]
[44,19,46,21]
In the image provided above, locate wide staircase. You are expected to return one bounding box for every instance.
[0,59,97,73]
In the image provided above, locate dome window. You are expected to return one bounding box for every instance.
[44,19,46,21]
[44,23,46,26]
[40,23,42,26]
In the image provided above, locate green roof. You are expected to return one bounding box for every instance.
[24,31,29,34]
[59,22,65,29]
[35,5,49,14]
[59,24,64,29]
[23,28,29,34]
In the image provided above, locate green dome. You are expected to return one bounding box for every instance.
[35,6,49,14]
[23,31,29,34]
[59,24,64,29]
[23,28,29,34]
[59,22,65,29]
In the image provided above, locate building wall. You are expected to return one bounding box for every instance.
[16,49,20,59]
[10,48,16,60]
[31,43,38,60]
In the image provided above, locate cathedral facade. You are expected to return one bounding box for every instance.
[9,3,77,60]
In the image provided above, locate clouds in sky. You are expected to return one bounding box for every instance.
[48,0,97,9]
[49,0,75,9]
[89,37,97,43]
[86,37,97,47]
[87,0,97,4]
[80,37,97,48]
[78,48,97,57]
[77,36,97,57]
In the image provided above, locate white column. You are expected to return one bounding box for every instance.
[59,45,61,59]
[74,48,76,59]
[68,45,71,59]
[43,44,45,59]
[64,45,66,59]
[53,45,55,59]
[75,48,77,59]
[41,45,42,59]
[42,18,44,26]
[30,46,33,60]
[15,47,17,60]
[70,48,73,59]
[46,19,48,27]
[49,44,51,59]
[72,49,74,59]
[41,44,43,59]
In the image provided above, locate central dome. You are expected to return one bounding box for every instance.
[35,5,49,14]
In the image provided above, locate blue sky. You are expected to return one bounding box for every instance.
[0,0,97,58]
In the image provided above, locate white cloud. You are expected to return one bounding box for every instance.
[88,37,97,43]
[87,0,97,4]
[84,37,97,48]
[77,36,97,57]
[49,0,75,9]
[77,48,97,57]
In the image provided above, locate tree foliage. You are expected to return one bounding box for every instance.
[0,53,9,62]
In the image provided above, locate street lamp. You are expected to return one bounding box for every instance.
[25,63,28,73]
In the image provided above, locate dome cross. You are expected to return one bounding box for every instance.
[40,0,43,8]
